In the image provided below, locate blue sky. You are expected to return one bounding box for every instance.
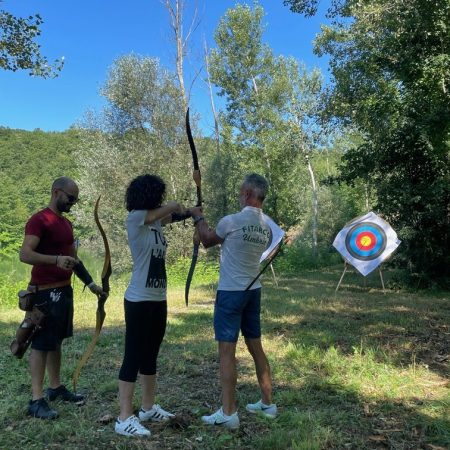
[0,0,330,135]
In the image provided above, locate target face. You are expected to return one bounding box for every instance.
[345,222,386,261]
[333,212,401,276]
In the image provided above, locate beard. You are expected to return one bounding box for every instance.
[57,199,72,214]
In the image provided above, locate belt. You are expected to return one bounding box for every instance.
[27,279,72,293]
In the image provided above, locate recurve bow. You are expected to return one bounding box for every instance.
[185,108,202,306]
[72,195,111,393]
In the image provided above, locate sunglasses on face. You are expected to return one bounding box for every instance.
[58,189,78,204]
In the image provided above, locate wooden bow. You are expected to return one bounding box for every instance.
[72,195,111,392]
[185,108,202,306]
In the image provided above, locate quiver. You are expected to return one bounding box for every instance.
[10,307,46,359]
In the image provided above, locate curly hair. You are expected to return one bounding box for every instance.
[125,174,166,211]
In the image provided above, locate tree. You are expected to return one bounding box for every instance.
[0,172,28,257]
[281,57,324,257]
[202,37,230,220]
[209,3,329,260]
[75,55,192,270]
[209,4,297,221]
[0,128,79,256]
[285,0,450,285]
[0,3,63,77]
[162,0,200,110]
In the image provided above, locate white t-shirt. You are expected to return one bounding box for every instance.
[216,206,271,291]
[124,210,167,301]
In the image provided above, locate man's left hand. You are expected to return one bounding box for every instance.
[88,283,107,298]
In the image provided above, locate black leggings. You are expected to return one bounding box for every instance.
[119,299,167,382]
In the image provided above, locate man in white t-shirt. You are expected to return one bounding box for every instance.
[190,173,278,430]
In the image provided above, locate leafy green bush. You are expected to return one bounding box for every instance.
[276,241,342,274]
[0,256,30,282]
[0,231,22,258]
[0,274,22,308]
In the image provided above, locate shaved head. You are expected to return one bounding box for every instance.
[52,177,77,191]
[50,177,79,214]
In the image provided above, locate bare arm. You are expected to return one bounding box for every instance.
[21,235,105,295]
[195,219,224,248]
[188,207,223,248]
[19,235,77,269]
[145,201,186,226]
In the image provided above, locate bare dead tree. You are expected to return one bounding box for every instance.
[304,152,318,259]
[162,0,200,109]
[203,37,220,150]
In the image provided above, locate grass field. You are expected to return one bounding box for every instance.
[0,267,449,449]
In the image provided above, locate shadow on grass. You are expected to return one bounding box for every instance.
[271,376,450,449]
[0,269,449,449]
[258,269,450,379]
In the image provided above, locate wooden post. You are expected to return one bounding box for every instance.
[270,263,278,287]
[335,261,348,294]
[379,267,386,294]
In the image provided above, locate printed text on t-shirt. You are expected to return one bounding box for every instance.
[242,224,270,246]
[145,229,167,289]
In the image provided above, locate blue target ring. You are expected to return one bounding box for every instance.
[345,222,387,261]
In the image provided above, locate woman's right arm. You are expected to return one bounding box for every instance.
[144,201,184,225]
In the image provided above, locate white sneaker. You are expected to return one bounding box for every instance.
[138,404,175,422]
[201,407,240,429]
[115,415,151,437]
[246,400,277,418]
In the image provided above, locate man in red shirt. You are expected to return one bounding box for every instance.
[20,176,106,419]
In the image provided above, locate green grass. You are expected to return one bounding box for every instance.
[0,266,449,449]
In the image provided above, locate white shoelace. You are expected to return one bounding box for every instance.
[122,416,147,434]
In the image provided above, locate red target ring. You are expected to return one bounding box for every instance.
[355,231,377,251]
[345,222,387,261]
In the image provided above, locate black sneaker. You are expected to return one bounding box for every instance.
[28,398,58,419]
[46,385,84,403]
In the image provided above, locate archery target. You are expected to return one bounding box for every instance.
[345,222,387,261]
[332,211,401,276]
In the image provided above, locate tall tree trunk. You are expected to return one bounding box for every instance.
[293,121,318,261]
[163,0,198,110]
[251,75,277,217]
[305,154,318,259]
[204,39,228,215]
[163,0,200,199]
[365,183,370,212]
[164,0,186,108]
[204,39,220,152]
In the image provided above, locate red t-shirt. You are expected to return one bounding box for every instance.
[25,207,75,285]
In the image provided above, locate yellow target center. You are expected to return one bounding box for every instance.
[360,236,372,247]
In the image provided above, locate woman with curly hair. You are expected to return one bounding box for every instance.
[115,174,190,437]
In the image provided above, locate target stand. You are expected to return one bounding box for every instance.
[334,259,386,295]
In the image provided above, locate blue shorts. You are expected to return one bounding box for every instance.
[214,289,261,342]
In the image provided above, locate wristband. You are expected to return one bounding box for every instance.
[171,211,192,223]
[88,282,96,289]
[193,216,205,225]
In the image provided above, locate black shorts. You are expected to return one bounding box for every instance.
[31,286,74,352]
